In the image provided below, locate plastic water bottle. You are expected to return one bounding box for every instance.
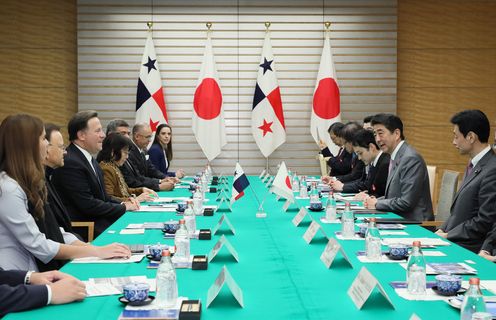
[292,174,300,192]
[461,278,486,320]
[155,249,178,308]
[365,218,382,260]
[174,220,190,262]
[192,186,203,215]
[309,182,320,204]
[183,200,196,237]
[299,176,308,198]
[341,202,355,238]
[406,241,426,295]
[325,192,337,221]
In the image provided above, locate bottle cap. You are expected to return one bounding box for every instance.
[179,219,185,224]
[369,218,376,222]
[412,241,421,247]
[161,249,170,257]
[469,278,480,285]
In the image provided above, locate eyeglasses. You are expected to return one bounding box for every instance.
[48,144,66,151]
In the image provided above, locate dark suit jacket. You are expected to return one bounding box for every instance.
[121,143,165,191]
[441,150,496,253]
[0,269,48,317]
[482,223,496,256]
[148,143,176,177]
[334,153,365,183]
[51,143,126,237]
[343,152,390,197]
[45,167,74,234]
[376,142,434,221]
[322,147,352,176]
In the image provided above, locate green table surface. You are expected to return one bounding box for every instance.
[7,176,495,320]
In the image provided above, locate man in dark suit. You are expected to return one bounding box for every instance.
[479,223,496,262]
[320,122,353,176]
[328,129,389,197]
[120,122,174,191]
[332,122,365,183]
[52,111,138,237]
[364,113,434,221]
[436,110,496,253]
[0,268,86,317]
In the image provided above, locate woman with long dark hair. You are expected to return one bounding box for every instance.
[0,114,131,271]
[148,123,185,179]
[97,133,156,202]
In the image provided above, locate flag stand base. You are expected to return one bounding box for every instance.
[256,211,267,218]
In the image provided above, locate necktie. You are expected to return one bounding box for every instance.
[388,158,396,176]
[463,161,474,182]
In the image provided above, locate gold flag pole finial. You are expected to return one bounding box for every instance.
[265,22,271,32]
[147,22,153,30]
[324,21,331,31]
[206,22,212,30]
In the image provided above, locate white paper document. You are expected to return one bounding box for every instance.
[72,254,145,264]
[381,238,451,247]
[84,276,156,297]
[120,228,145,235]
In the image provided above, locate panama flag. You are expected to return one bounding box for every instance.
[192,31,227,161]
[270,161,294,202]
[230,162,250,205]
[251,32,286,158]
[310,30,341,154]
[136,32,168,131]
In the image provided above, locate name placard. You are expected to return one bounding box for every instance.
[208,235,239,263]
[302,221,328,244]
[292,208,311,227]
[347,267,394,310]
[206,265,244,308]
[259,169,266,179]
[320,238,353,269]
[212,213,236,235]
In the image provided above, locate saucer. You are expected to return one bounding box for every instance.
[118,295,155,306]
[384,252,409,261]
[145,254,161,261]
[432,285,466,297]
[308,207,324,212]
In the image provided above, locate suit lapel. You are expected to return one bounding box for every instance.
[451,152,491,206]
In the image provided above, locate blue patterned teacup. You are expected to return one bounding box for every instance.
[149,244,168,260]
[435,274,462,296]
[123,283,149,302]
[177,202,187,212]
[388,244,409,260]
[310,202,323,211]
[358,223,368,237]
[162,222,180,235]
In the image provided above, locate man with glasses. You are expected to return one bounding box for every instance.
[121,123,174,191]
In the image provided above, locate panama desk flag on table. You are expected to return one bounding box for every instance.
[251,32,286,158]
[310,27,341,154]
[192,29,227,161]
[270,161,294,202]
[136,32,168,131]
[231,163,250,205]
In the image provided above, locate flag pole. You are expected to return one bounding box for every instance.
[265,156,269,174]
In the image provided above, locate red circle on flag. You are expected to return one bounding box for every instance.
[285,176,292,189]
[313,78,340,119]
[194,78,222,120]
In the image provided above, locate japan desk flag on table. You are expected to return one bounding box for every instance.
[251,32,286,158]
[310,29,341,154]
[192,30,227,161]
[270,161,294,202]
[136,32,168,130]
[231,163,250,205]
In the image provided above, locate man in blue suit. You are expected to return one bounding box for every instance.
[0,268,85,317]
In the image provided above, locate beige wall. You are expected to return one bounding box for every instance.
[0,0,77,129]
[0,0,494,176]
[397,0,496,176]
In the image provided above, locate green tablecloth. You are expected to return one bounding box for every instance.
[7,176,495,319]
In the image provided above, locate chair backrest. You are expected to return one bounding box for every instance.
[435,170,460,221]
[426,165,437,202]
[317,154,327,176]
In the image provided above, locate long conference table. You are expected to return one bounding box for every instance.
[7,176,496,320]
